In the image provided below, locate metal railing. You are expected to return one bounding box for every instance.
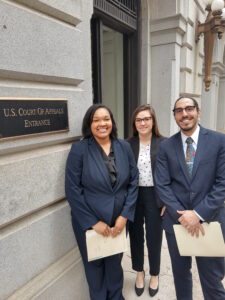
[94,0,137,29]
[107,0,137,17]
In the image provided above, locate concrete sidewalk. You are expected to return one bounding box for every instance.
[122,232,225,300]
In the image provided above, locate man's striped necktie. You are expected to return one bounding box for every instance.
[186,137,195,177]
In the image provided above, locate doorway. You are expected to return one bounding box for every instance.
[102,26,124,137]
[91,1,139,138]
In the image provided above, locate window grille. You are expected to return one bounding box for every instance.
[94,0,137,30]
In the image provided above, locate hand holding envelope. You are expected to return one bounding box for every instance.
[86,227,128,262]
[173,222,225,257]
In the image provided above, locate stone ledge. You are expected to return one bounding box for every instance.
[150,14,187,35]
[150,14,187,47]
[13,0,82,26]
[7,248,83,300]
[0,69,83,86]
[0,1,84,83]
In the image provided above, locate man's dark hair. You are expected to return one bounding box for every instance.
[82,103,118,139]
[173,96,200,114]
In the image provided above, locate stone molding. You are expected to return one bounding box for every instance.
[151,14,186,34]
[14,0,82,25]
[211,62,225,76]
[150,14,186,47]
[7,248,82,300]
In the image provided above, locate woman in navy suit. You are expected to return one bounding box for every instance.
[65,104,138,300]
[127,104,165,297]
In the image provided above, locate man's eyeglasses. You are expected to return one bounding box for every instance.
[135,117,152,124]
[173,106,196,115]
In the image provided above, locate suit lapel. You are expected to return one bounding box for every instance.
[88,138,113,190]
[112,139,121,190]
[174,133,190,183]
[191,127,208,181]
[150,135,158,169]
[130,136,139,162]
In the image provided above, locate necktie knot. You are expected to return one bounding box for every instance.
[186,137,193,145]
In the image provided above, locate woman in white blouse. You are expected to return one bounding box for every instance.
[127,104,165,297]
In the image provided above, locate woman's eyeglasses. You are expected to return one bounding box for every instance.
[135,117,152,124]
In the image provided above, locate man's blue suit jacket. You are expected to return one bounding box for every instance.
[154,126,225,235]
[65,137,139,231]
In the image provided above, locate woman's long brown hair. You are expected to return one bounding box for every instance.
[131,104,161,137]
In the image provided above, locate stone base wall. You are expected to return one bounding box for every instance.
[0,0,92,299]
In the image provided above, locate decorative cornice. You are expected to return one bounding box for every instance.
[150,14,187,47]
[150,14,187,35]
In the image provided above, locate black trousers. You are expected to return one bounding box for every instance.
[129,187,163,275]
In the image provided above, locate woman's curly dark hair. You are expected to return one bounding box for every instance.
[82,104,118,139]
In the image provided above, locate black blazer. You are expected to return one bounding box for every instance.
[127,134,165,207]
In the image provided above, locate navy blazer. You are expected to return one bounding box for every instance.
[154,126,225,234]
[127,134,165,207]
[65,137,139,231]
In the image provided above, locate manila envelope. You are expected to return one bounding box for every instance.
[173,222,225,257]
[86,227,128,261]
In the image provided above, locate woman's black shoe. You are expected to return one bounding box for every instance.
[135,271,145,296]
[135,285,145,297]
[149,279,159,297]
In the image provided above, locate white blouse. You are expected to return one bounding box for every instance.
[137,143,154,187]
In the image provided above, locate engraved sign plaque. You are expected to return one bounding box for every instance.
[0,98,69,141]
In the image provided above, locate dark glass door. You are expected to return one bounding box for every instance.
[91,1,139,138]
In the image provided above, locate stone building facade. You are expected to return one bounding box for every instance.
[0,1,92,299]
[0,0,225,299]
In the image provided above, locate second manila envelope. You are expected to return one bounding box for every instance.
[173,222,225,257]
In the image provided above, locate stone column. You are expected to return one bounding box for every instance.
[150,14,186,136]
[149,0,206,137]
[217,71,225,133]
[201,35,225,131]
[201,63,224,130]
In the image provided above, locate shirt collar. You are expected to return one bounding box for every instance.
[181,125,200,146]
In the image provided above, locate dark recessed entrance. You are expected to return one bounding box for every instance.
[91,0,139,138]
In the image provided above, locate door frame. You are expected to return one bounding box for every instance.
[91,3,140,138]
